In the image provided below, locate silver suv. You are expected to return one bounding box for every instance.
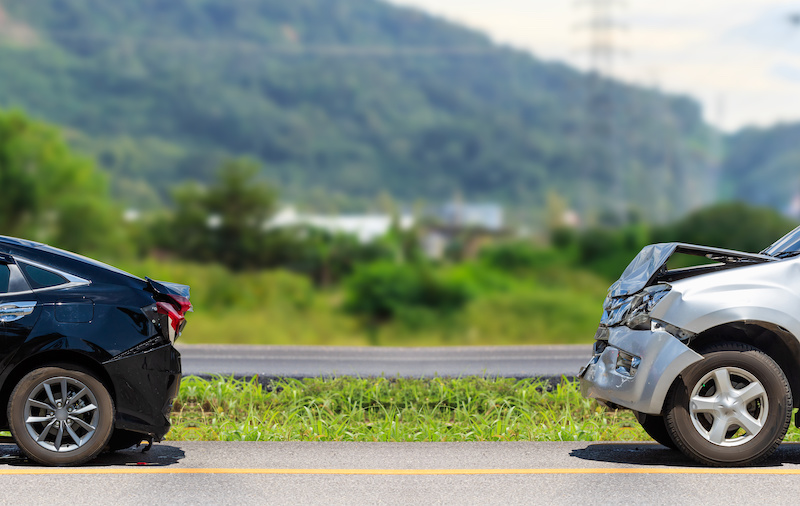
[580,226,800,466]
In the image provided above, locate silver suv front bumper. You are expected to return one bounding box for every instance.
[579,325,703,415]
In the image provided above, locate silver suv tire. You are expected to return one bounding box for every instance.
[665,342,791,466]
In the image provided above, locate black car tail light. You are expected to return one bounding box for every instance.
[156,294,192,343]
[145,278,191,343]
[168,294,193,316]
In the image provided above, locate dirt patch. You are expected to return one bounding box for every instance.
[0,4,40,46]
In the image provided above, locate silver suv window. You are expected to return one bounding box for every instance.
[763,225,800,257]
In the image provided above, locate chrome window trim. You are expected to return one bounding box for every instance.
[32,281,90,293]
[0,290,35,297]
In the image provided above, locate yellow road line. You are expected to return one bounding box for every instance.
[2,467,800,476]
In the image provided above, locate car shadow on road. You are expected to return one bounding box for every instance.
[570,442,800,468]
[0,443,185,467]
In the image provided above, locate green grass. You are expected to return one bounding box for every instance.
[167,376,649,442]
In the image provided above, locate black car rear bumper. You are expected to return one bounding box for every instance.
[103,344,181,440]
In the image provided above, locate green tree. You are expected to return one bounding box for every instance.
[160,159,277,270]
[270,227,395,287]
[0,109,121,254]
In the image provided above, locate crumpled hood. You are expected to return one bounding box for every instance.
[608,243,677,297]
[607,242,774,298]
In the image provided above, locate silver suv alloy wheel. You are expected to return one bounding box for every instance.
[688,366,768,447]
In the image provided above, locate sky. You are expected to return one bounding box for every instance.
[389,0,800,131]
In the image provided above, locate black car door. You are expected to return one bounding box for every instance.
[0,254,41,363]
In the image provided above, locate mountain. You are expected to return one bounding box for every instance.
[719,123,800,215]
[0,0,715,219]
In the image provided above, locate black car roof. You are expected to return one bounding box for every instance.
[0,236,42,249]
[0,236,143,284]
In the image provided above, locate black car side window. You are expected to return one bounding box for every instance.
[0,265,9,293]
[19,263,68,290]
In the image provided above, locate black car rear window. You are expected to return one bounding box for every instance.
[0,265,9,293]
[20,264,68,289]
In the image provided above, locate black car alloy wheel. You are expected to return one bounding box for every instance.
[8,366,114,466]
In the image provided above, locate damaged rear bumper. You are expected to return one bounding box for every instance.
[103,344,181,440]
[579,326,702,415]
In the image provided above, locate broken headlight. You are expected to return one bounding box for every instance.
[622,284,671,330]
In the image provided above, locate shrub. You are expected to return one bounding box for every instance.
[479,241,563,272]
[343,261,472,343]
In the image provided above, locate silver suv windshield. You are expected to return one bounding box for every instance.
[762,225,800,257]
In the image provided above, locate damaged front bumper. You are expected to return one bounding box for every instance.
[103,343,182,440]
[579,325,702,415]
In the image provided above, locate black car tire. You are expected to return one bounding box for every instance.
[633,411,676,449]
[8,366,114,466]
[664,342,791,466]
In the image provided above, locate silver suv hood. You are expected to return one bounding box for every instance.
[608,242,775,297]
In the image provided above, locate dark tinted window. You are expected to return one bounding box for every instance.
[20,264,67,289]
[0,265,9,293]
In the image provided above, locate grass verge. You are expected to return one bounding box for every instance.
[167,376,648,442]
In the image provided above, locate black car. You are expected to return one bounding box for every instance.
[0,236,189,465]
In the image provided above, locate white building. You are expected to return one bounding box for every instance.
[432,202,504,231]
[267,207,415,243]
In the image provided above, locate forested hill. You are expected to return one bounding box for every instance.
[0,0,714,217]
[719,123,800,214]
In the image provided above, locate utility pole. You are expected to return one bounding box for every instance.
[576,0,625,223]
[788,13,800,219]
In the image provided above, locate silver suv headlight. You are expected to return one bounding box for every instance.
[623,284,671,329]
[601,284,671,328]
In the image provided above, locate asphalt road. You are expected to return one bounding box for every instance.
[177,344,592,378]
[3,441,800,505]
